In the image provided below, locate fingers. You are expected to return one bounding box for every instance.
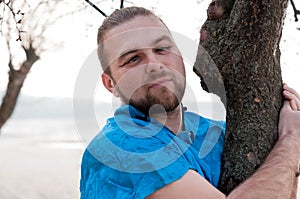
[283,83,300,111]
[290,100,300,111]
[283,92,300,111]
[283,83,300,99]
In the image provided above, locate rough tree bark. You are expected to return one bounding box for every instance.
[193,0,297,197]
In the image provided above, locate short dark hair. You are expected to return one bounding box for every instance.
[97,7,162,75]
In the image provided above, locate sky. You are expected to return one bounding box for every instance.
[0,0,299,102]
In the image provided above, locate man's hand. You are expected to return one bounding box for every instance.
[283,83,300,111]
[280,83,300,199]
[278,84,300,153]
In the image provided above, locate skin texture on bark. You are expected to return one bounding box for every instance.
[193,0,296,195]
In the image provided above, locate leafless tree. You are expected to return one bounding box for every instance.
[0,0,87,130]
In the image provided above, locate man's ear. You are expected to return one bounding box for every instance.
[102,73,119,97]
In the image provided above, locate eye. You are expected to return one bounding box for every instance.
[128,55,139,63]
[121,55,140,67]
[155,46,172,53]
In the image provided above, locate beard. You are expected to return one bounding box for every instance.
[129,86,182,115]
[117,74,186,116]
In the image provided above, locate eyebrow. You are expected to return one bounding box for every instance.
[117,34,173,63]
[152,35,173,46]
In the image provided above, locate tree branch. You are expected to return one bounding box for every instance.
[0,0,86,130]
[4,6,14,71]
[0,2,4,33]
[3,0,25,41]
[120,0,124,9]
[85,0,107,17]
[290,0,300,22]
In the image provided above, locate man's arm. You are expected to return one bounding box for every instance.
[147,134,299,199]
[147,85,300,199]
[227,119,299,198]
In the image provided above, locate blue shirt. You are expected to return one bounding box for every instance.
[80,105,225,199]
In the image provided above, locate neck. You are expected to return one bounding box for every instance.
[150,104,183,135]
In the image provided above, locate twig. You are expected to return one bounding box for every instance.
[3,0,25,41]
[85,0,107,17]
[53,4,89,20]
[5,11,13,70]
[290,0,300,22]
[0,1,5,34]
[120,0,124,9]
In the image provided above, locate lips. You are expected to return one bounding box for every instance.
[148,77,172,89]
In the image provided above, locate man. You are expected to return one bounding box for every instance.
[80,7,300,198]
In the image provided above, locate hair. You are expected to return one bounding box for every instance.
[97,7,165,75]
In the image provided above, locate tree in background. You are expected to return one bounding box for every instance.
[0,0,89,130]
[194,0,299,197]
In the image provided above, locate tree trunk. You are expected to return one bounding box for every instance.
[0,44,39,130]
[193,0,295,195]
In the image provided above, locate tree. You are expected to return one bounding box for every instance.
[193,0,298,197]
[0,0,87,130]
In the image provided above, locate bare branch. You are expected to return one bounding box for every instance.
[54,4,89,19]
[52,0,107,20]
[4,6,13,70]
[290,0,300,22]
[21,39,39,68]
[3,0,25,41]
[0,0,92,130]
[0,1,4,24]
[85,0,107,17]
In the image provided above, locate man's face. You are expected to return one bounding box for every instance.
[101,15,186,115]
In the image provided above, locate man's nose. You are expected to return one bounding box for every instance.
[145,52,163,73]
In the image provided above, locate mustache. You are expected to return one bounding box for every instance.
[143,71,174,84]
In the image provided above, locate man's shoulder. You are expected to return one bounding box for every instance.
[83,118,169,169]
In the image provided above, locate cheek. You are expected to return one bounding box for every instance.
[171,57,185,76]
[115,69,145,97]
[166,50,184,69]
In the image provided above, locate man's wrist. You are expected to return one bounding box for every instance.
[278,131,300,155]
[273,134,300,178]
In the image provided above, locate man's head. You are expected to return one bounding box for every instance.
[97,7,157,73]
[97,7,186,115]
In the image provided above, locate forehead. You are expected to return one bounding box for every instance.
[100,15,173,65]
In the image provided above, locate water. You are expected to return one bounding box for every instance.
[0,117,85,199]
[1,118,83,149]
